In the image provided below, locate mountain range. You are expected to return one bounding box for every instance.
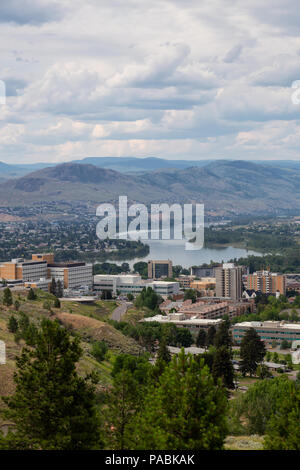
[0,159,300,217]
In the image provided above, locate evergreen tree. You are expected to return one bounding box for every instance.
[104,370,140,450]
[14,300,20,311]
[8,315,18,333]
[196,329,207,348]
[3,287,13,306]
[27,288,37,301]
[1,319,101,450]
[156,336,171,363]
[214,319,232,349]
[240,328,266,377]
[132,349,228,450]
[212,346,235,389]
[264,388,300,449]
[206,325,216,347]
[56,280,63,298]
[50,278,57,296]
[53,297,61,309]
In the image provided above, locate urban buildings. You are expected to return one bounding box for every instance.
[147,260,173,279]
[93,274,180,297]
[215,263,243,300]
[232,321,300,346]
[142,314,223,333]
[247,270,286,295]
[48,262,93,290]
[0,253,93,292]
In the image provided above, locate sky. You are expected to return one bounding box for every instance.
[1,0,300,164]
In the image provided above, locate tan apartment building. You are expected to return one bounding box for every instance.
[215,263,243,300]
[247,271,286,295]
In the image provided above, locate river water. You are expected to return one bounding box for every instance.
[104,239,262,269]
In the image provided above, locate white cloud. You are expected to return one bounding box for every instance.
[1,0,300,163]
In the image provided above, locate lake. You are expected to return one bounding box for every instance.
[104,239,262,269]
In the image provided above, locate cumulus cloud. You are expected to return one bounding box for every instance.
[0,0,66,25]
[1,0,300,163]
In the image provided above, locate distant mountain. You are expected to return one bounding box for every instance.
[0,160,300,216]
[1,156,300,179]
[71,156,212,172]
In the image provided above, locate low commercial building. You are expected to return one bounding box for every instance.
[24,278,51,292]
[232,321,300,346]
[93,274,180,297]
[142,313,223,332]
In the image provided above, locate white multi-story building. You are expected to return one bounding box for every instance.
[93,274,180,297]
[49,262,93,290]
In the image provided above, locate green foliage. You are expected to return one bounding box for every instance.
[206,326,216,347]
[196,329,207,348]
[131,350,228,450]
[264,388,300,449]
[111,354,151,386]
[1,318,101,450]
[183,289,197,303]
[8,315,18,333]
[3,287,13,306]
[135,287,161,311]
[232,376,295,435]
[91,341,108,363]
[103,370,141,450]
[212,346,235,389]
[214,319,232,349]
[53,297,61,308]
[240,328,266,376]
[27,288,37,301]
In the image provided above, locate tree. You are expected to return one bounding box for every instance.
[240,328,266,377]
[175,328,193,347]
[8,315,18,333]
[14,300,20,311]
[3,287,13,307]
[206,326,216,347]
[280,339,289,350]
[256,364,271,380]
[53,297,61,309]
[156,336,171,364]
[132,350,228,450]
[104,370,141,450]
[1,319,101,450]
[56,280,63,298]
[196,329,207,348]
[214,319,232,349]
[183,289,197,303]
[27,288,36,301]
[127,293,134,301]
[232,376,296,436]
[91,340,108,362]
[50,278,57,296]
[264,388,300,449]
[212,346,235,389]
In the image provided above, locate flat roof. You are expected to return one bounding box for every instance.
[143,315,223,325]
[234,321,300,330]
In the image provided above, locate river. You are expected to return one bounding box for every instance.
[104,239,262,269]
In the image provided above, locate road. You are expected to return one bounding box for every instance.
[111,301,133,322]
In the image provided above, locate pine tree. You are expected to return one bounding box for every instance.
[104,369,140,450]
[240,328,266,377]
[56,280,63,298]
[8,315,18,333]
[196,329,207,348]
[1,318,101,450]
[3,287,13,306]
[50,278,57,296]
[212,346,235,389]
[132,349,228,450]
[214,319,232,349]
[27,288,36,301]
[206,325,216,347]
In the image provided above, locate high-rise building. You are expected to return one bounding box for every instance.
[147,260,173,279]
[215,263,243,300]
[247,271,286,295]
